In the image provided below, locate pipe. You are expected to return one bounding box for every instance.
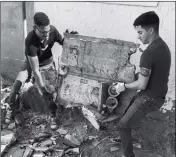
[106,96,118,112]
[22,2,27,39]
[108,84,120,97]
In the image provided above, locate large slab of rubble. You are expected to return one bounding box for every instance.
[61,33,137,83]
[59,33,138,114]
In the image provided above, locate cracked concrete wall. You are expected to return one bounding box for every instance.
[34,2,175,102]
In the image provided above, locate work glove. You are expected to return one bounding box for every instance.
[112,82,126,93]
[108,82,126,97]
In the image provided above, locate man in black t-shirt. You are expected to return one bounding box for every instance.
[5,12,65,125]
[115,12,171,157]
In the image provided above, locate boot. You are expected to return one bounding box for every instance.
[49,101,58,129]
[5,80,22,124]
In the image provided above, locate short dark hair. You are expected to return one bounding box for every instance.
[133,11,159,33]
[34,12,50,26]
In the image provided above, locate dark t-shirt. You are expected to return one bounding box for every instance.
[25,25,63,67]
[140,37,171,98]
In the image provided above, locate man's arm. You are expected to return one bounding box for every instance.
[125,67,151,90]
[52,25,64,45]
[27,55,46,94]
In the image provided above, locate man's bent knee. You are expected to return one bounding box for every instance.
[16,70,28,83]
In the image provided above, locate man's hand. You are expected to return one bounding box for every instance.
[41,87,53,101]
[108,82,126,97]
[112,82,126,93]
[65,29,79,34]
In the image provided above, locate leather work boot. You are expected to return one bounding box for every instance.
[49,101,58,130]
[4,103,13,124]
[50,116,57,130]
[5,80,22,125]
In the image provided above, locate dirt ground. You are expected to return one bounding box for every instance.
[1,104,175,157]
[1,79,175,157]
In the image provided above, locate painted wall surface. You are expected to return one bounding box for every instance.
[34,2,175,100]
[1,2,25,81]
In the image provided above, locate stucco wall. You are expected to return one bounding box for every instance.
[1,2,34,83]
[34,2,175,100]
[1,2,25,82]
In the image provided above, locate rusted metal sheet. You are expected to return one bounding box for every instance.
[61,33,137,83]
[59,74,102,107]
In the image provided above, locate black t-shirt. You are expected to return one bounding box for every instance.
[25,25,63,67]
[140,37,171,97]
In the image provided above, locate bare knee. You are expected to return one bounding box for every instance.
[16,70,28,83]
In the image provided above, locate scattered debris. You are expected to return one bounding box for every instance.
[32,132,52,143]
[91,136,109,147]
[50,124,57,130]
[52,149,65,157]
[33,152,45,157]
[34,146,50,152]
[133,142,142,149]
[1,132,15,145]
[65,134,82,146]
[88,135,98,140]
[65,147,79,154]
[7,122,16,130]
[22,147,34,157]
[110,146,120,152]
[1,130,16,154]
[36,124,46,131]
[109,137,121,143]
[82,106,100,130]
[56,128,68,135]
[91,138,100,147]
[55,136,78,148]
[40,139,53,147]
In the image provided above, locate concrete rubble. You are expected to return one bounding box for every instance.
[1,130,16,153]
[1,77,175,157]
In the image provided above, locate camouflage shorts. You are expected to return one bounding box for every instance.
[39,62,58,94]
[20,62,59,113]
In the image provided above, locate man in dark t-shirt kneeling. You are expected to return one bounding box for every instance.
[115,11,171,157]
[5,12,65,127]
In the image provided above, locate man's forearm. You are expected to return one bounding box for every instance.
[125,80,142,90]
[33,70,45,93]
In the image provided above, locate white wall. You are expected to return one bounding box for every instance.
[34,2,175,100]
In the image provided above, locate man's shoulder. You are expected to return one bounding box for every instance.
[50,25,56,32]
[25,30,39,46]
[143,37,171,60]
[147,37,168,51]
[50,25,61,34]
